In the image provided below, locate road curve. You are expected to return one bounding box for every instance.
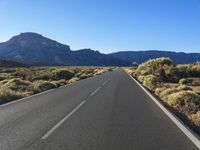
[0,69,198,150]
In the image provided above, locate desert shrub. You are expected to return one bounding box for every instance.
[7,68,32,80]
[1,69,16,73]
[177,64,200,78]
[155,87,168,96]
[79,74,89,79]
[143,75,160,88]
[94,70,104,75]
[2,78,33,91]
[52,80,67,87]
[51,69,74,80]
[68,77,80,84]
[166,91,200,115]
[108,68,113,71]
[135,57,176,82]
[75,72,82,78]
[0,88,25,104]
[32,73,50,81]
[179,78,193,85]
[34,81,57,91]
[177,85,192,91]
[126,68,135,76]
[159,88,180,99]
[190,111,200,127]
[138,75,145,83]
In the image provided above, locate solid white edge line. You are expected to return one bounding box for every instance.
[125,71,200,149]
[90,87,101,96]
[41,101,86,140]
[0,89,55,108]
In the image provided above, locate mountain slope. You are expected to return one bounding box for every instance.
[0,33,128,66]
[109,50,200,64]
[0,60,28,67]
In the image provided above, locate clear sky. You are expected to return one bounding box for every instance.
[0,0,200,53]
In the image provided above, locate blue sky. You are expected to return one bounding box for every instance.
[0,0,200,53]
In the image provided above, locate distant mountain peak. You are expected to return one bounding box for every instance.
[0,32,128,66]
[10,32,51,43]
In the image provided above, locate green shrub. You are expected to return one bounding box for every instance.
[34,81,57,91]
[51,69,74,80]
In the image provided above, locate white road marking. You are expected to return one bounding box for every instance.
[125,71,200,149]
[102,81,108,86]
[0,89,55,108]
[102,78,112,86]
[90,87,101,96]
[41,101,86,140]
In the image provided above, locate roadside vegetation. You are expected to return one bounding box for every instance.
[0,67,113,104]
[125,58,200,135]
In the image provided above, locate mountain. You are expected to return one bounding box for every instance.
[109,50,200,64]
[0,32,128,66]
[0,60,28,67]
[0,32,199,67]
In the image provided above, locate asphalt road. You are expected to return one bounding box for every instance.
[0,69,198,150]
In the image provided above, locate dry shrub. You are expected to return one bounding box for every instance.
[166,91,200,115]
[0,88,25,104]
[68,77,80,84]
[34,80,57,92]
[135,57,176,82]
[190,111,200,127]
[143,75,160,89]
[51,69,74,80]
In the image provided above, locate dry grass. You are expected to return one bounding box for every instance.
[0,67,114,104]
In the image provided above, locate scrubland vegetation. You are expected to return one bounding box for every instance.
[126,58,200,135]
[0,67,113,104]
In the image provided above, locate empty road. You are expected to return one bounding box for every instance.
[0,69,199,150]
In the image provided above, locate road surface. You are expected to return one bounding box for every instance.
[0,69,198,150]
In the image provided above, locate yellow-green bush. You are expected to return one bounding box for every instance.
[52,79,67,87]
[51,69,74,80]
[177,85,192,91]
[159,88,180,99]
[0,88,25,104]
[2,78,32,92]
[155,87,168,96]
[68,77,80,84]
[143,75,160,88]
[138,75,145,83]
[166,91,200,115]
[190,111,200,126]
[179,78,193,85]
[34,81,57,91]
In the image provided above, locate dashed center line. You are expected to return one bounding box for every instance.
[102,81,108,86]
[41,100,86,140]
[41,77,112,140]
[90,87,101,96]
